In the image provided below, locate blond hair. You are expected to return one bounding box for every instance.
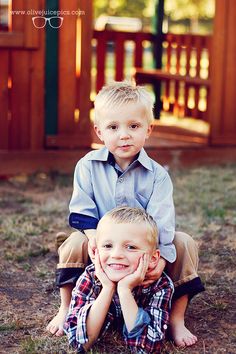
[94,81,154,125]
[98,206,158,249]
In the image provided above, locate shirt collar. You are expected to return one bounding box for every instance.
[88,146,153,171]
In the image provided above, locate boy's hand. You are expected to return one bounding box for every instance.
[95,250,116,291]
[117,253,149,292]
[88,236,96,263]
[141,257,166,287]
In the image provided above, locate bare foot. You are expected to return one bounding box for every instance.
[46,306,68,337]
[170,320,197,347]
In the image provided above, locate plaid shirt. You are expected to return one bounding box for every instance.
[64,264,174,353]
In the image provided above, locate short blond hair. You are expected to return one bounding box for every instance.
[98,206,158,249]
[94,81,154,125]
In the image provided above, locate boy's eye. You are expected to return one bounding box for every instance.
[107,125,118,130]
[130,124,139,129]
[103,243,112,249]
[126,244,137,250]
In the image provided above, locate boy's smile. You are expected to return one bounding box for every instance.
[94,103,152,170]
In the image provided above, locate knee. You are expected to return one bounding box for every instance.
[58,231,88,255]
[174,231,198,253]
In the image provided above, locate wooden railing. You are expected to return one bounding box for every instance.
[92,30,211,120]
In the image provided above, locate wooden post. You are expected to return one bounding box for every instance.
[153,0,164,119]
[76,0,92,144]
[209,0,236,145]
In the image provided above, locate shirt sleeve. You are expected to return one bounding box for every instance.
[123,277,174,353]
[123,307,151,338]
[64,269,96,350]
[69,158,99,229]
[146,169,176,263]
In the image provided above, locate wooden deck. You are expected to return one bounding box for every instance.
[1,141,236,177]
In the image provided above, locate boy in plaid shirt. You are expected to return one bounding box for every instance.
[64,206,174,353]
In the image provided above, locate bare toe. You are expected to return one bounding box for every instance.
[170,322,198,347]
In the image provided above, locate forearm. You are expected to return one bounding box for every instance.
[86,287,115,347]
[84,229,96,239]
[118,288,138,332]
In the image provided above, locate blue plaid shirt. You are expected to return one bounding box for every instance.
[64,264,174,353]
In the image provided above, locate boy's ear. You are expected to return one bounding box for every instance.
[149,249,160,268]
[146,124,153,140]
[94,125,103,142]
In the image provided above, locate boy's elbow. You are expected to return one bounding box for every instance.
[83,341,92,351]
[83,334,97,351]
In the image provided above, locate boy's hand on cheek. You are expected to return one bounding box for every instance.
[88,236,97,263]
[95,250,116,291]
[117,253,149,293]
[142,257,166,287]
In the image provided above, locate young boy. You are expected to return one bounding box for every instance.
[64,206,174,353]
[47,81,204,347]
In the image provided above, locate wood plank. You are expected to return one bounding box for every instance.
[96,30,106,91]
[46,132,92,148]
[0,33,24,48]
[223,0,236,134]
[76,0,92,145]
[115,33,125,81]
[2,147,236,175]
[135,68,211,86]
[0,51,9,149]
[11,0,24,31]
[209,0,236,145]
[29,0,45,150]
[58,0,77,134]
[9,51,30,149]
[23,0,40,48]
[134,35,143,68]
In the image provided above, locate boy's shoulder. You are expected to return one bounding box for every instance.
[76,147,108,166]
[148,271,174,294]
[140,149,170,178]
[84,147,108,161]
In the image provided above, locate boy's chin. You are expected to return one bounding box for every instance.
[106,272,130,283]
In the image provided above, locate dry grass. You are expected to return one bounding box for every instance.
[0,165,236,354]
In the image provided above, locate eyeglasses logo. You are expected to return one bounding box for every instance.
[32,16,63,28]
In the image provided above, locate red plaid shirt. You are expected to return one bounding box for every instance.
[64,264,174,353]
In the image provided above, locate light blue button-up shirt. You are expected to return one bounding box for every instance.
[69,147,176,263]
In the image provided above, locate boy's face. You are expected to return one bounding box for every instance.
[94,103,152,170]
[96,218,159,282]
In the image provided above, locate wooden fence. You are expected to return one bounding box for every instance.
[0,0,45,151]
[92,30,211,121]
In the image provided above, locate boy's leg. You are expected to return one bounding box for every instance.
[47,230,89,336]
[166,231,205,347]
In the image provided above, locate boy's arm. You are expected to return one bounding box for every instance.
[142,257,166,287]
[117,254,149,332]
[122,275,174,353]
[85,251,115,348]
[69,159,99,231]
[146,170,176,263]
[64,263,115,351]
[84,229,96,261]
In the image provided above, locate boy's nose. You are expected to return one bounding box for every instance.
[110,247,123,258]
[119,128,130,139]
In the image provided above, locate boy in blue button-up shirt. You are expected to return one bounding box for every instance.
[47,81,204,347]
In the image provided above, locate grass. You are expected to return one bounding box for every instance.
[0,165,236,353]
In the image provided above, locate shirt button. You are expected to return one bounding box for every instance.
[119,177,124,183]
[163,324,167,330]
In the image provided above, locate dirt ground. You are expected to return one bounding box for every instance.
[0,165,236,354]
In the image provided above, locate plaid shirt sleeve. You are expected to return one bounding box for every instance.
[123,273,174,353]
[63,265,99,351]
